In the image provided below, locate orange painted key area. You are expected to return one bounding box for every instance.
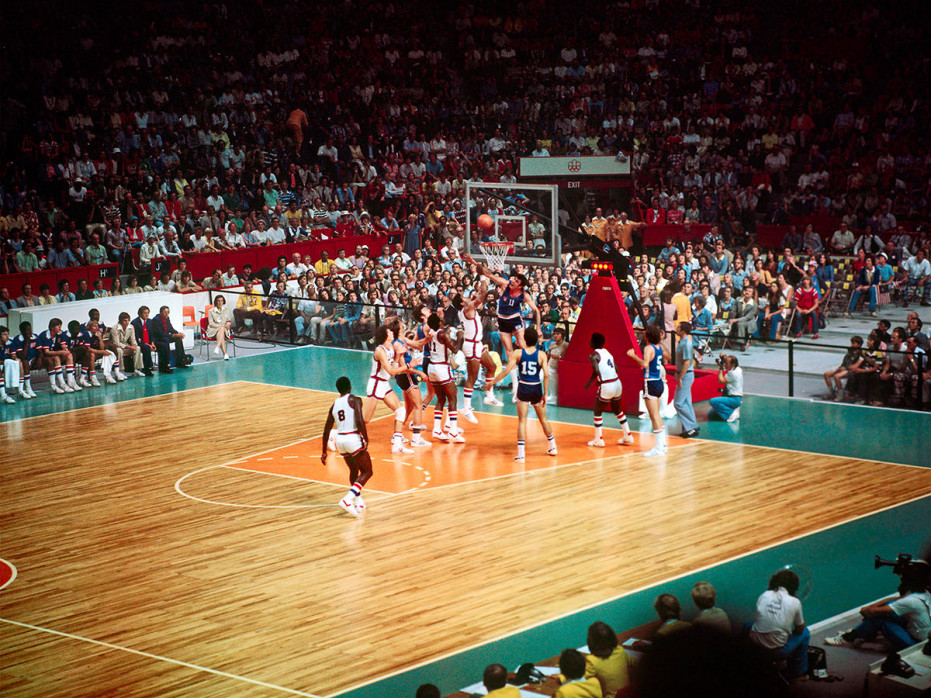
[228,413,692,494]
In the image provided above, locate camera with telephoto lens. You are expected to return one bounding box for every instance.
[716,354,727,368]
[875,553,930,585]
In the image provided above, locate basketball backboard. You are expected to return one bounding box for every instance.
[464,181,561,268]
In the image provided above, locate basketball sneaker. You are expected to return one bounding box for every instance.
[618,435,635,445]
[2,393,14,404]
[461,408,479,424]
[432,430,450,441]
[104,374,117,385]
[391,443,414,454]
[411,436,432,447]
[90,375,101,387]
[483,394,504,407]
[338,497,360,517]
[644,446,667,457]
[587,438,606,448]
[52,384,65,394]
[727,407,741,423]
[513,455,525,463]
[354,496,366,512]
[448,431,466,443]
[547,446,558,456]
[25,386,37,398]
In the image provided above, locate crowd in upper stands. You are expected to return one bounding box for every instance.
[0,0,930,406]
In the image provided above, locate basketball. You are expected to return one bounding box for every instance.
[477,214,494,230]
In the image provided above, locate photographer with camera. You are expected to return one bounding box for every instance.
[708,353,743,423]
[826,556,930,651]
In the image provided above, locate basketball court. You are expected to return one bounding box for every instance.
[2,367,930,697]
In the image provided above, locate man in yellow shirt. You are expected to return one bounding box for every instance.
[233,281,265,337]
[590,207,608,241]
[671,281,693,328]
[314,250,335,277]
[555,649,602,698]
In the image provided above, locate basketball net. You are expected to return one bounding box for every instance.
[478,242,513,273]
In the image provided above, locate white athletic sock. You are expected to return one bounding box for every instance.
[617,412,631,435]
[517,439,525,459]
[593,416,603,439]
[463,388,473,409]
[654,428,667,449]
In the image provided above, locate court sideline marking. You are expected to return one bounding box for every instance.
[0,618,321,698]
[325,490,931,697]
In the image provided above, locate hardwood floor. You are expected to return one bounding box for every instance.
[3,382,930,697]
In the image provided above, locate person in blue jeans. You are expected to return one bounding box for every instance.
[826,563,931,650]
[748,569,810,678]
[846,255,880,316]
[674,322,699,438]
[708,354,743,422]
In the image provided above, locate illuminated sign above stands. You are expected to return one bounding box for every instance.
[519,155,631,179]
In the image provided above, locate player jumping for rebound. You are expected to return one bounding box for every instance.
[322,377,372,517]
[464,253,540,403]
[584,333,634,447]
[426,312,466,443]
[453,281,502,422]
[626,324,669,457]
[363,326,414,454]
[488,327,557,462]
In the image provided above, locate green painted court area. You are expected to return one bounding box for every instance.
[4,344,929,697]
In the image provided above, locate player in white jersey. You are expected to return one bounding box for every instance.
[387,318,431,448]
[321,377,372,517]
[362,326,414,454]
[426,312,466,442]
[452,281,502,422]
[584,332,634,447]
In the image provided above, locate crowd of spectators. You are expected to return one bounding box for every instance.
[1,0,930,407]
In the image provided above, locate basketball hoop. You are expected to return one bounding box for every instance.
[478,242,513,273]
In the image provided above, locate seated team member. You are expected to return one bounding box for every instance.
[131,307,157,376]
[1,325,26,402]
[480,664,520,698]
[823,335,863,401]
[38,318,81,393]
[708,353,743,422]
[233,280,265,337]
[690,581,732,634]
[150,305,189,374]
[111,312,146,376]
[653,593,691,640]
[584,621,631,695]
[749,569,810,678]
[10,321,38,397]
[67,319,117,385]
[826,560,930,651]
[554,648,602,698]
[206,294,233,359]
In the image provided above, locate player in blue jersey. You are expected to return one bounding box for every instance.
[37,318,82,393]
[626,324,669,456]
[488,327,557,462]
[10,321,38,398]
[464,252,540,403]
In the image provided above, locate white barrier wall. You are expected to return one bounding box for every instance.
[7,292,195,350]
